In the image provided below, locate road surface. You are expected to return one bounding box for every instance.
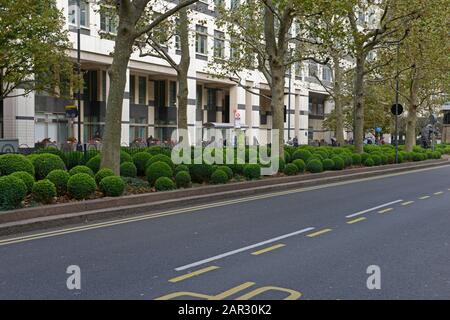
[1,165,450,299]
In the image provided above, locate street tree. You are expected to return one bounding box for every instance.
[211,0,325,159]
[0,0,75,104]
[99,0,199,174]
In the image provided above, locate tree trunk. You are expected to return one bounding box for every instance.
[333,56,345,145]
[101,26,134,174]
[353,57,365,154]
[405,74,420,152]
[271,67,286,159]
[177,6,189,142]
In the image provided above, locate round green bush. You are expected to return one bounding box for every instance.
[132,152,152,176]
[380,154,388,165]
[67,173,97,200]
[33,153,66,180]
[86,155,101,173]
[32,179,56,204]
[292,159,306,173]
[0,175,27,209]
[343,154,353,167]
[322,158,335,171]
[35,147,66,163]
[284,163,299,176]
[147,146,163,156]
[65,151,84,170]
[331,156,345,170]
[69,165,94,177]
[189,163,214,183]
[371,155,382,166]
[146,154,174,169]
[211,169,229,184]
[217,166,233,180]
[120,162,137,178]
[351,154,362,165]
[155,177,176,191]
[99,176,125,197]
[175,171,192,188]
[0,154,35,176]
[360,153,370,163]
[364,157,375,167]
[46,169,70,196]
[10,171,35,194]
[243,164,261,180]
[146,161,173,185]
[284,151,291,163]
[306,159,324,173]
[95,168,115,185]
[432,151,441,159]
[174,164,190,175]
[120,151,133,164]
[292,149,312,162]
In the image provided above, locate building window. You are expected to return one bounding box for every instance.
[68,0,89,28]
[294,62,302,79]
[138,76,147,105]
[230,36,239,60]
[196,25,208,55]
[308,61,318,78]
[169,81,177,107]
[322,66,332,82]
[100,13,117,34]
[214,30,225,58]
[130,75,136,104]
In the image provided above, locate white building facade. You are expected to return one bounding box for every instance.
[0,0,336,148]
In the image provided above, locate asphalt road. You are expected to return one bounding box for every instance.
[1,165,450,300]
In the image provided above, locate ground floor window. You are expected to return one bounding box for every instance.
[155,127,176,143]
[130,125,147,144]
[35,113,69,145]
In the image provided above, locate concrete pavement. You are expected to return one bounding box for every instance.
[0,165,450,299]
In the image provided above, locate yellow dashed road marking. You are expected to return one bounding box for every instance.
[419,196,430,200]
[251,244,285,256]
[168,266,220,283]
[378,208,393,214]
[306,229,332,238]
[346,217,367,224]
[401,201,415,206]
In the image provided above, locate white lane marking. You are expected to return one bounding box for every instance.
[345,200,403,219]
[175,227,315,271]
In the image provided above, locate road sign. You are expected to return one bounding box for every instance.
[65,105,79,118]
[391,104,403,116]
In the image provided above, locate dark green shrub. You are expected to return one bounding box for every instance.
[10,171,35,194]
[132,152,152,176]
[364,157,375,167]
[120,151,133,164]
[0,176,27,209]
[146,154,174,169]
[243,164,261,180]
[371,155,382,166]
[147,145,163,156]
[155,177,176,191]
[217,166,233,180]
[86,155,101,173]
[432,151,441,159]
[343,154,353,167]
[322,159,335,171]
[83,149,100,163]
[292,149,312,162]
[35,147,66,163]
[99,176,125,197]
[175,171,192,188]
[146,161,173,185]
[228,163,245,175]
[412,152,422,162]
[380,154,388,165]
[67,173,97,200]
[69,165,94,177]
[65,151,84,169]
[120,162,137,178]
[211,169,229,184]
[189,163,214,183]
[306,159,323,173]
[351,154,362,165]
[386,153,395,164]
[174,164,190,175]
[360,153,370,163]
[32,179,56,204]
[95,168,115,185]
[284,163,299,176]
[0,154,35,176]
[332,156,345,170]
[284,151,291,163]
[33,153,66,180]
[46,169,70,196]
[292,159,306,173]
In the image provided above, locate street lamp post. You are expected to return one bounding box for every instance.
[287,66,292,141]
[76,0,82,151]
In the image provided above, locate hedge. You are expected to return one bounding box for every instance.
[306,159,323,173]
[132,152,152,176]
[243,164,261,180]
[95,168,115,185]
[211,169,229,184]
[322,158,335,171]
[284,163,299,176]
[69,165,94,177]
[146,154,174,169]
[0,175,27,209]
[10,171,35,194]
[155,177,176,191]
[292,149,312,162]
[331,156,345,170]
[189,163,214,183]
[292,159,306,173]
[120,162,137,178]
[0,154,35,176]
